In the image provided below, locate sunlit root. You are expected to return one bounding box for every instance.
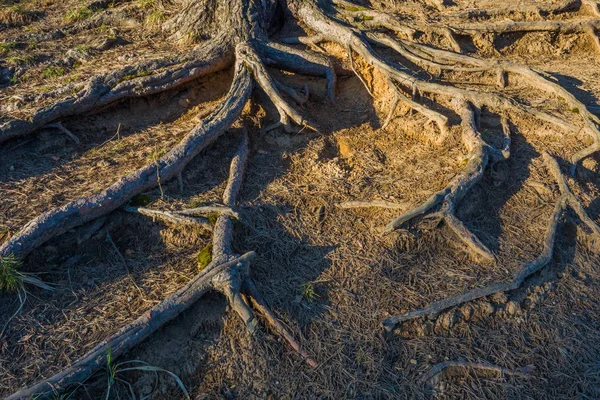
[382,152,600,333]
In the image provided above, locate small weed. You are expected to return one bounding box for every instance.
[0,41,17,54]
[571,107,579,114]
[146,147,166,161]
[104,347,190,399]
[145,10,165,25]
[106,141,125,157]
[196,244,213,271]
[0,4,42,27]
[65,7,92,22]
[207,213,219,226]
[43,66,66,78]
[137,0,155,9]
[74,44,92,52]
[301,282,319,303]
[35,84,54,93]
[0,255,24,293]
[361,15,374,21]
[62,74,81,83]
[7,53,36,66]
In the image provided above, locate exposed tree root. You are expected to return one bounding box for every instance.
[382,152,600,334]
[8,128,315,399]
[0,40,233,144]
[0,51,251,260]
[336,200,409,210]
[3,0,600,396]
[422,360,535,391]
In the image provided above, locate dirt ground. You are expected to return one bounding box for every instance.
[2,0,600,399]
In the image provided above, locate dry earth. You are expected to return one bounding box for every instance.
[1,0,600,399]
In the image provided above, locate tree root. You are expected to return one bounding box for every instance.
[382,152,600,334]
[0,50,252,260]
[124,206,213,230]
[0,40,233,144]
[422,360,535,391]
[239,43,316,132]
[4,0,600,396]
[8,128,315,399]
[445,0,581,20]
[336,200,409,210]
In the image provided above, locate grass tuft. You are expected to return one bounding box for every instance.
[65,7,93,22]
[301,282,319,303]
[43,66,66,78]
[0,255,24,293]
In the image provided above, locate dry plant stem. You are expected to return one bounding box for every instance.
[0,55,252,260]
[124,206,212,230]
[422,360,532,388]
[45,122,80,144]
[6,252,256,400]
[382,152,600,332]
[348,45,374,98]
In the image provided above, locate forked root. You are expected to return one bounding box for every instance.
[239,43,316,133]
[0,52,253,260]
[8,128,315,399]
[385,78,449,143]
[383,100,500,262]
[382,152,600,334]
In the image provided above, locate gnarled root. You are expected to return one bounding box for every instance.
[0,51,252,260]
[8,128,314,399]
[382,152,600,335]
[0,38,233,144]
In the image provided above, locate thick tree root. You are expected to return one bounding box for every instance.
[6,251,256,400]
[385,100,499,262]
[8,128,315,399]
[4,0,600,396]
[0,51,252,260]
[381,152,600,334]
[0,40,233,144]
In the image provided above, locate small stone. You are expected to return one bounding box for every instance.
[336,136,354,158]
[410,359,417,365]
[506,301,518,315]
